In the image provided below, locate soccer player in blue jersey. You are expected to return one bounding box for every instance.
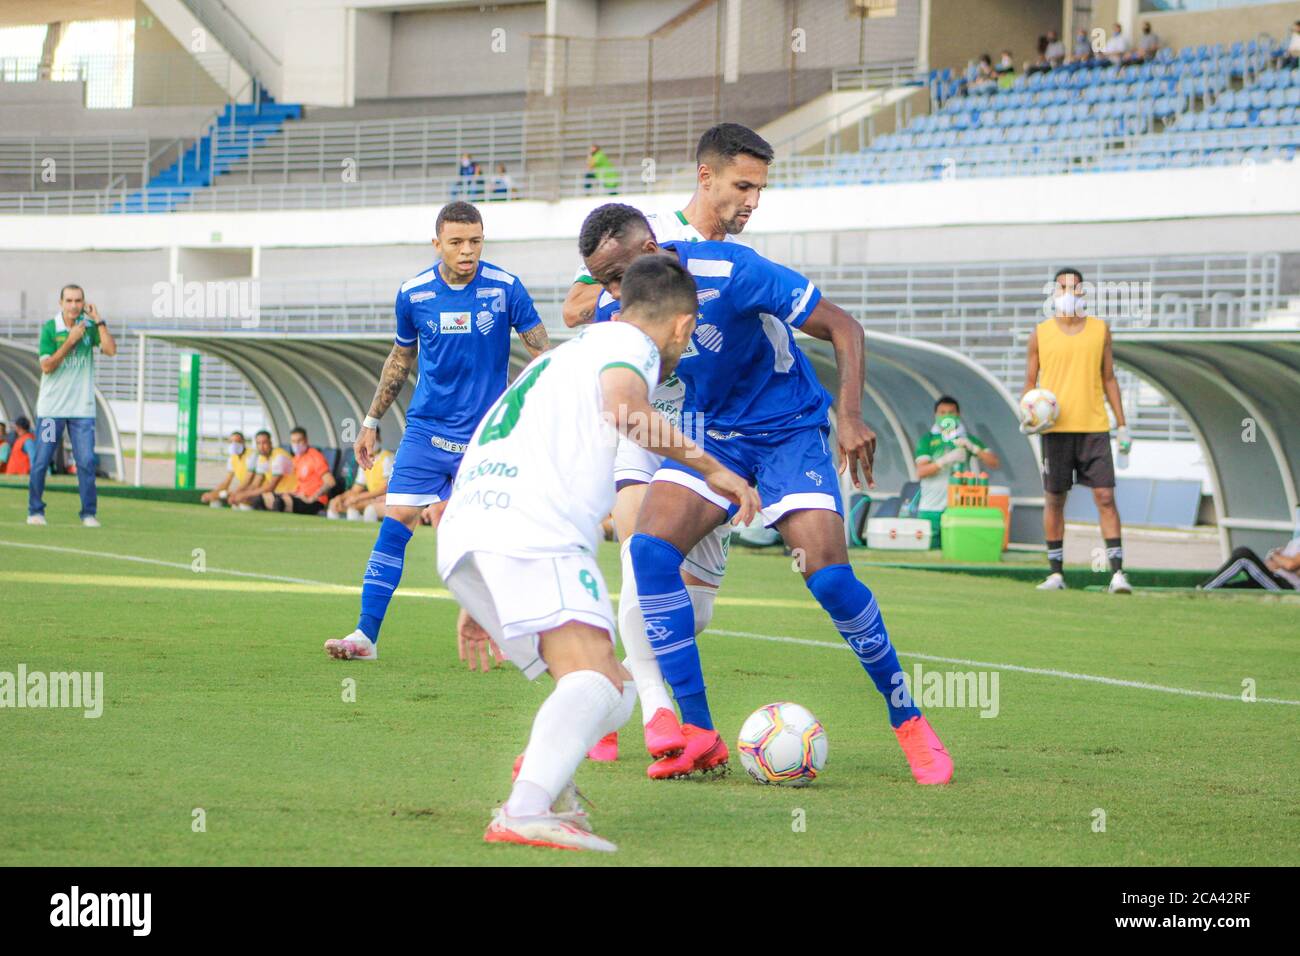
[580,204,954,785]
[325,201,550,661]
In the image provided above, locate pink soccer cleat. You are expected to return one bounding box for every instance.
[586,732,619,762]
[643,707,687,758]
[646,724,729,780]
[894,715,954,785]
[324,630,377,661]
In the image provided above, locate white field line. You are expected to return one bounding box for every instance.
[3,539,1297,707]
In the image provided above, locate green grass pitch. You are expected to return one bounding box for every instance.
[1,487,1296,866]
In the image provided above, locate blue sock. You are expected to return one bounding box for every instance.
[629,533,713,731]
[807,563,920,729]
[356,517,413,643]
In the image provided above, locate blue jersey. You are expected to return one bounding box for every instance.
[395,259,541,441]
[662,240,830,434]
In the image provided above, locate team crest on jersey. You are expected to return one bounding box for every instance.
[695,324,724,352]
[476,310,495,334]
[697,288,720,304]
[409,290,436,303]
[440,311,472,334]
[805,470,823,487]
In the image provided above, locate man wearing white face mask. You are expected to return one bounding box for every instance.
[1023,267,1132,594]
[200,431,257,508]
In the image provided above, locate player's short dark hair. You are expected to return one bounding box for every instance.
[231,430,245,441]
[578,203,655,259]
[696,123,774,168]
[14,416,30,432]
[436,201,482,236]
[620,255,698,325]
[290,427,307,440]
[59,284,84,300]
[255,430,271,441]
[1054,266,1084,285]
[934,395,961,412]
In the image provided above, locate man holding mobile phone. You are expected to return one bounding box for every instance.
[27,284,116,527]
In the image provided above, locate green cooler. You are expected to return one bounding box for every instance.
[940,506,1005,563]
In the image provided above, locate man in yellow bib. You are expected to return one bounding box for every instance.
[1023,268,1132,593]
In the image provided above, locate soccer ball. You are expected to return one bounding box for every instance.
[1019,388,1060,433]
[737,702,828,786]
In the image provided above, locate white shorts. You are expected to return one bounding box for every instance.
[613,436,731,587]
[443,550,616,681]
[613,433,660,485]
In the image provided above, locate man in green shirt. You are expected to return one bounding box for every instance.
[27,284,117,527]
[912,395,1001,546]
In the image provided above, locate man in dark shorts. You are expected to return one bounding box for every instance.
[1022,268,1132,593]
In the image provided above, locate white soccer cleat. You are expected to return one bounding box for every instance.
[551,780,594,833]
[326,509,342,520]
[1108,570,1133,594]
[209,499,224,509]
[82,516,101,528]
[362,504,378,522]
[237,503,253,511]
[26,514,47,526]
[483,808,616,852]
[346,507,362,521]
[1036,572,1067,590]
[324,629,378,661]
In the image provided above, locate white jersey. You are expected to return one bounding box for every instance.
[436,321,661,575]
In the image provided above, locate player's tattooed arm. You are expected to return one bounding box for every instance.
[800,298,877,489]
[562,281,601,327]
[368,343,418,419]
[519,323,551,357]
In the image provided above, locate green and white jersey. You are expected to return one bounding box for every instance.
[914,431,986,512]
[436,321,660,575]
[36,315,100,419]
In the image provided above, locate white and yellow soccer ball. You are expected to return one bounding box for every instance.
[1019,388,1060,434]
[737,702,828,786]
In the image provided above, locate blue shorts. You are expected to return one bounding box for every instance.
[386,417,466,507]
[655,423,843,527]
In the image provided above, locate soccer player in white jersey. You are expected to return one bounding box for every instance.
[561,124,773,768]
[437,255,759,852]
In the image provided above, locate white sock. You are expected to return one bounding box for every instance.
[327,509,342,520]
[686,584,717,636]
[509,670,624,817]
[618,538,675,725]
[346,507,361,521]
[362,504,378,522]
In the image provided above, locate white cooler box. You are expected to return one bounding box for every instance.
[865,517,933,550]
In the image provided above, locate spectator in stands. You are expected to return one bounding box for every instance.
[240,429,294,510]
[1129,21,1161,63]
[969,54,997,92]
[327,428,393,522]
[268,426,334,515]
[27,285,116,528]
[1283,21,1300,69]
[995,50,1017,89]
[1026,35,1051,76]
[1044,29,1066,69]
[913,396,1001,547]
[1103,23,1129,64]
[2,417,35,475]
[491,162,513,200]
[200,430,257,508]
[585,144,621,194]
[1200,535,1300,591]
[1071,28,1094,64]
